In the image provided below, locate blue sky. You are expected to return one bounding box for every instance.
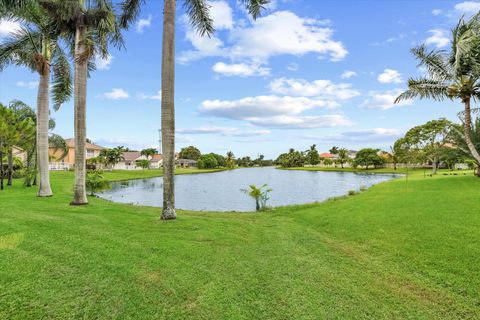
[1,0,480,159]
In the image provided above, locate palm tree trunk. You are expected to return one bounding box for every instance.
[7,147,13,186]
[37,69,53,196]
[71,24,88,205]
[0,150,4,190]
[463,98,480,176]
[160,0,177,220]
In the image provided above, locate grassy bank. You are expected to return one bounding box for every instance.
[281,165,476,175]
[1,169,479,319]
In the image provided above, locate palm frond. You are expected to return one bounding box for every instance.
[51,45,72,110]
[48,133,68,160]
[411,45,451,80]
[240,0,270,20]
[0,28,40,72]
[119,0,144,29]
[395,78,450,103]
[183,0,215,37]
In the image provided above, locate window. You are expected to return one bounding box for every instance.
[86,149,95,158]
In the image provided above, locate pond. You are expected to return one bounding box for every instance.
[98,167,400,212]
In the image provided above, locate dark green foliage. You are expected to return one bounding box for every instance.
[353,148,385,170]
[197,154,218,169]
[277,149,305,168]
[305,145,320,166]
[178,146,201,161]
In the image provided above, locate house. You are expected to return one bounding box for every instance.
[112,152,163,170]
[49,138,104,170]
[112,152,146,170]
[150,154,163,169]
[176,159,197,168]
[320,152,335,159]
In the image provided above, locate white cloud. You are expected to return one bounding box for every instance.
[432,9,443,15]
[269,78,360,100]
[94,54,114,70]
[209,1,234,30]
[0,18,22,38]
[361,89,413,110]
[103,88,129,100]
[247,115,352,129]
[377,69,403,84]
[425,29,450,48]
[306,128,401,142]
[212,62,270,77]
[177,126,270,136]
[200,95,337,120]
[136,15,152,33]
[139,90,162,101]
[16,81,38,89]
[454,1,480,14]
[341,70,357,79]
[179,10,347,63]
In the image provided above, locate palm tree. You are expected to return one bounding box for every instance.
[120,0,270,220]
[39,0,122,204]
[226,151,235,169]
[337,148,349,169]
[396,14,480,173]
[100,147,125,170]
[240,184,272,211]
[0,2,72,196]
[140,148,156,160]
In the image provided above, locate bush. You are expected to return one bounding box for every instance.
[86,170,110,196]
[197,154,219,169]
[348,190,357,196]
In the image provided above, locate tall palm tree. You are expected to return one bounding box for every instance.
[39,0,122,204]
[0,2,72,196]
[395,14,480,173]
[120,0,270,220]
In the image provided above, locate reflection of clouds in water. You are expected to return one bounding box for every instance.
[99,168,399,212]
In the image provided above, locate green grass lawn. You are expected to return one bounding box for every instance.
[1,168,480,319]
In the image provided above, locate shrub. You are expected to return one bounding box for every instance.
[197,154,219,169]
[348,190,356,196]
[86,171,110,196]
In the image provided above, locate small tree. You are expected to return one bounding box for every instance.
[86,171,110,196]
[179,146,201,160]
[323,158,333,167]
[241,184,272,211]
[136,159,150,171]
[197,154,218,169]
[353,148,385,170]
[305,144,320,166]
[337,148,349,168]
[226,151,236,169]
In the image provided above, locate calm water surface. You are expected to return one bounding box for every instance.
[98,167,400,212]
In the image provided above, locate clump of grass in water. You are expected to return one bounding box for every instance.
[241,184,272,212]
